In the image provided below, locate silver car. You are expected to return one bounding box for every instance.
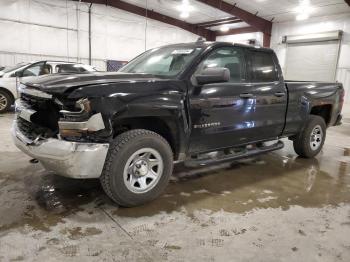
[0,61,97,113]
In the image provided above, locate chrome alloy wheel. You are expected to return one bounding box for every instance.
[310,125,323,151]
[0,93,8,111]
[123,148,164,193]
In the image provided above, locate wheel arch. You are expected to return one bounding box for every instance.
[111,115,184,161]
[0,86,15,104]
[310,104,332,126]
[0,87,15,112]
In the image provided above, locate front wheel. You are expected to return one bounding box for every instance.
[293,115,326,158]
[100,129,173,207]
[0,90,12,113]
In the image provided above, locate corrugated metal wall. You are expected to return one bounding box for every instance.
[0,0,198,70]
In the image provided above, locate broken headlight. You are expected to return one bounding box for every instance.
[59,98,105,139]
[60,98,91,119]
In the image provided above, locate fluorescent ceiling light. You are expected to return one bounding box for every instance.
[176,3,194,12]
[220,25,229,32]
[294,5,314,15]
[180,12,189,18]
[294,0,313,21]
[176,0,194,18]
[296,13,309,20]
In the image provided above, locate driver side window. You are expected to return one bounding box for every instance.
[22,62,46,77]
[196,47,246,83]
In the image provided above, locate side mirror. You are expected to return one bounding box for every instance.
[195,67,230,85]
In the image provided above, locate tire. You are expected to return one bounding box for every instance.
[100,129,173,207]
[293,115,326,158]
[0,90,12,113]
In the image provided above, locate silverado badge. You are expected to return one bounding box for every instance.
[194,122,221,129]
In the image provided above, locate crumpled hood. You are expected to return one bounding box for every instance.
[22,72,163,94]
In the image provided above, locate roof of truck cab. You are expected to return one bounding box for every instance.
[162,41,273,52]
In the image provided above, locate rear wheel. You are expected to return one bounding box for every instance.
[100,129,173,207]
[293,115,326,158]
[0,90,12,113]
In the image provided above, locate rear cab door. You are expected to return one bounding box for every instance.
[245,48,288,141]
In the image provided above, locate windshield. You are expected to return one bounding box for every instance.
[3,62,29,73]
[119,46,203,77]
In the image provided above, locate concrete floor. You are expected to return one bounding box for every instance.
[1,108,350,262]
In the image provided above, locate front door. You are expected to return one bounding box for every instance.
[188,46,287,154]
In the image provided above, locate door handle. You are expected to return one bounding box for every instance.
[240,93,253,99]
[274,92,285,97]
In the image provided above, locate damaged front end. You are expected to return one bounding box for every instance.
[58,98,107,141]
[12,84,109,178]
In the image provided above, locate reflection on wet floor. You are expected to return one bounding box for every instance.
[1,140,350,232]
[116,151,350,217]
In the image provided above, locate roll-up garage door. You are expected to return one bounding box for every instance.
[284,31,342,82]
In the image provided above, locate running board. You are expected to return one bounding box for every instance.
[184,141,284,167]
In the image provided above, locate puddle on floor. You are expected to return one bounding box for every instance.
[1,142,350,231]
[115,144,350,217]
[0,157,104,232]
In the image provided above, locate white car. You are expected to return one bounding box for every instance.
[0,61,97,113]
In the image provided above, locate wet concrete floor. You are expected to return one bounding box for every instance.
[1,110,350,261]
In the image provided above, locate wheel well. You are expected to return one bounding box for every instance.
[0,87,15,104]
[310,105,332,125]
[112,116,178,158]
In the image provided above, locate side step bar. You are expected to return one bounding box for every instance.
[184,141,284,167]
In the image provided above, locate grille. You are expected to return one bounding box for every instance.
[17,116,56,140]
[18,91,60,139]
[17,117,41,140]
[21,92,51,111]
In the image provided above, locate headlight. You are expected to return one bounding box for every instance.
[60,98,91,117]
[58,98,105,139]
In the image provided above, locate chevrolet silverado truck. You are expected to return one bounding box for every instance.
[12,41,344,207]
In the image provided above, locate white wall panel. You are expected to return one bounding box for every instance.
[0,0,29,21]
[0,21,30,53]
[337,69,350,101]
[338,43,350,69]
[28,24,77,58]
[0,0,198,69]
[271,13,350,102]
[106,34,144,61]
[30,0,69,28]
[216,32,264,46]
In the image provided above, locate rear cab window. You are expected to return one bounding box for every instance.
[248,50,278,82]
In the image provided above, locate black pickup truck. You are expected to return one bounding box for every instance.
[13,41,344,206]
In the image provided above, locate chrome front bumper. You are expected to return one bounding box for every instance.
[12,121,109,179]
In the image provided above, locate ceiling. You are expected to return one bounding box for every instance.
[123,0,350,29]
[225,0,350,22]
[125,0,232,24]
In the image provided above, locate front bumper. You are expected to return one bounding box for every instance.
[12,121,109,179]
